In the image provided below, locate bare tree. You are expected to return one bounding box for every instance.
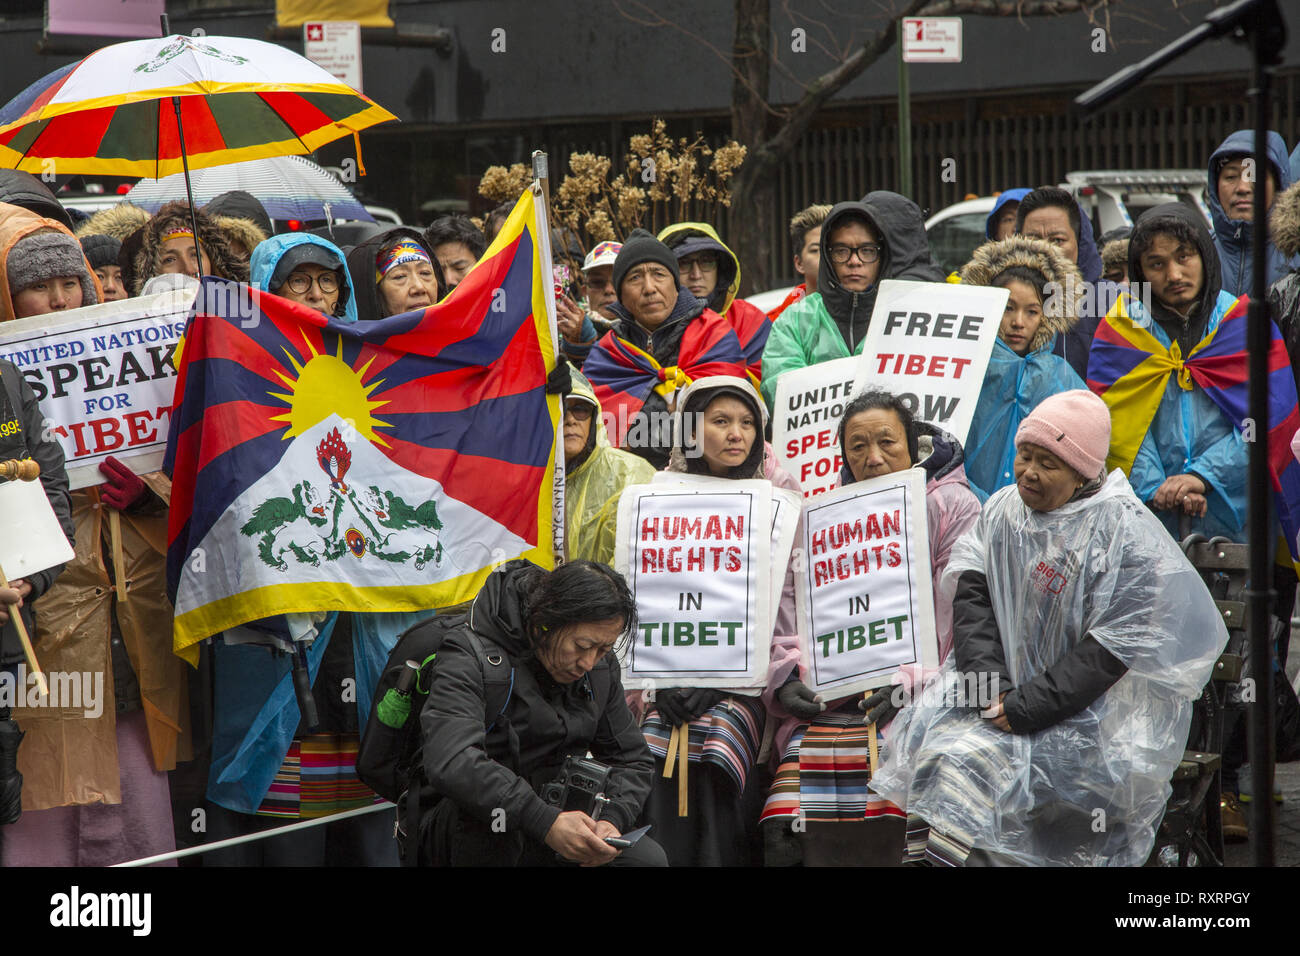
[617,0,1116,293]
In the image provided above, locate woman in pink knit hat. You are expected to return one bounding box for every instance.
[870,390,1229,866]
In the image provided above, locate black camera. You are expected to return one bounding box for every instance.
[540,756,612,817]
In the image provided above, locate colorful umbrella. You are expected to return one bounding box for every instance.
[0,33,396,177]
[125,155,374,223]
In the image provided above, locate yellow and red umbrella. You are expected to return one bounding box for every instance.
[0,33,396,177]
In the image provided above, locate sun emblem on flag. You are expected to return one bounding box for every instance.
[269,333,391,445]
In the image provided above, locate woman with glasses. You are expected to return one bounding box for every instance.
[250,232,358,321]
[760,194,947,412]
[562,366,656,565]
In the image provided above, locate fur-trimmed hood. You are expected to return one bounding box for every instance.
[960,236,1083,352]
[130,201,249,295]
[211,215,268,260]
[1270,178,1300,260]
[73,202,151,242]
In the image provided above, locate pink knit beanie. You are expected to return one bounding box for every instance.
[1015,390,1111,480]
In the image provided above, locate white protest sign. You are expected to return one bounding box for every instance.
[853,280,1006,446]
[772,356,858,498]
[0,478,74,581]
[615,481,772,689]
[0,291,191,489]
[650,471,801,625]
[795,468,936,699]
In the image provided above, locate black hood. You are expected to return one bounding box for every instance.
[0,170,72,229]
[680,381,766,479]
[819,193,946,352]
[1128,202,1222,353]
[466,559,547,657]
[345,226,445,321]
[203,190,274,238]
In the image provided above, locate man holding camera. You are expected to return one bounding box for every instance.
[418,560,666,866]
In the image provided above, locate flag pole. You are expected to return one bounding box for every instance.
[160,14,205,281]
[533,150,566,565]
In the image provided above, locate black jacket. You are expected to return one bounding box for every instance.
[818,193,946,353]
[0,359,74,665]
[951,569,1128,734]
[605,287,710,469]
[419,561,653,843]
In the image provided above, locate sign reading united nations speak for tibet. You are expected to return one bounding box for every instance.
[615,481,772,690]
[0,290,190,489]
[795,468,936,699]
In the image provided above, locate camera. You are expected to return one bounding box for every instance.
[540,756,611,817]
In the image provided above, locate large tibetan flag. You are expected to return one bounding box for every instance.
[1089,292,1300,571]
[584,311,745,447]
[163,189,561,663]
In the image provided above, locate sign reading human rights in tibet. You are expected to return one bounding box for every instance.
[0,290,190,489]
[795,468,936,698]
[614,481,772,689]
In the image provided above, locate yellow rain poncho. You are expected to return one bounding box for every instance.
[565,369,656,565]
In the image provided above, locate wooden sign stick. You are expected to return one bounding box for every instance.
[663,723,679,778]
[0,561,47,698]
[677,726,689,817]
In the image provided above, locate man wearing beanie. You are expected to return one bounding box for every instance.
[582,228,746,469]
[80,234,126,302]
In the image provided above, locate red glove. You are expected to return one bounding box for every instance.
[98,456,148,510]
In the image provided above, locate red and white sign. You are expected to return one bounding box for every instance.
[772,357,858,498]
[902,17,962,63]
[303,21,363,92]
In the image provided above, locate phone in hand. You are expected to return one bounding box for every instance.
[603,824,651,849]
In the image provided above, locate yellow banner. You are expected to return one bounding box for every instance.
[276,0,393,28]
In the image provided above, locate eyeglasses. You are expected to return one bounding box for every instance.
[285,271,339,295]
[828,243,881,265]
[564,402,594,421]
[679,254,719,274]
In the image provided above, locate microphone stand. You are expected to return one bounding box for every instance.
[1076,0,1287,867]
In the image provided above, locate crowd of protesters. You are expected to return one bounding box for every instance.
[0,125,1298,867]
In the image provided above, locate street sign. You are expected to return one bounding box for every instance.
[303,20,363,92]
[902,17,962,63]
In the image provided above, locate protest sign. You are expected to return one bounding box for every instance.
[0,290,192,489]
[650,471,801,624]
[615,480,772,689]
[852,279,1006,445]
[772,356,857,497]
[795,468,936,698]
[0,477,75,581]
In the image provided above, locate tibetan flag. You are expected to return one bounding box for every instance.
[163,189,561,663]
[1089,293,1300,570]
[584,309,745,447]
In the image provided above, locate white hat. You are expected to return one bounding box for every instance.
[582,240,622,272]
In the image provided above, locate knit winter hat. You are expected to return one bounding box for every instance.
[8,229,97,305]
[80,233,121,270]
[612,228,679,294]
[1015,389,1111,480]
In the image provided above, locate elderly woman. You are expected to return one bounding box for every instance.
[345,227,446,321]
[562,367,656,565]
[870,390,1228,866]
[634,374,801,866]
[759,389,981,865]
[251,232,357,322]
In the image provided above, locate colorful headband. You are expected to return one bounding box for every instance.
[161,228,198,244]
[376,239,432,282]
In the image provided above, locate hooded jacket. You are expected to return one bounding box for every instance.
[211,215,268,261]
[564,368,656,565]
[345,226,445,322]
[659,222,772,386]
[419,560,654,842]
[203,190,274,240]
[1208,129,1298,297]
[0,202,103,323]
[759,193,945,410]
[985,188,1031,239]
[961,237,1088,499]
[0,170,73,229]
[249,232,358,324]
[73,202,151,243]
[130,201,249,296]
[1101,202,1246,540]
[1267,178,1300,395]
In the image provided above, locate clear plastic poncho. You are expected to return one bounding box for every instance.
[869,470,1228,866]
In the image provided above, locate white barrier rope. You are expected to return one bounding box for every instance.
[113,801,394,867]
